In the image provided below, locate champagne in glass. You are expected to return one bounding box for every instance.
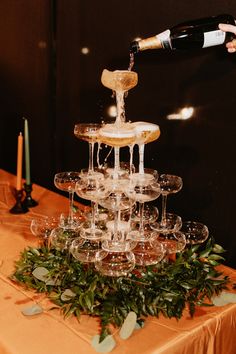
[101,69,138,125]
[99,122,136,177]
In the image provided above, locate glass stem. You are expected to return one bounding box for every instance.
[139,144,145,174]
[116,91,125,123]
[161,194,168,227]
[68,191,74,226]
[113,194,121,241]
[139,202,145,237]
[91,200,96,230]
[129,144,134,174]
[112,210,119,241]
[88,142,94,172]
[114,147,120,178]
[103,146,113,166]
[97,142,101,168]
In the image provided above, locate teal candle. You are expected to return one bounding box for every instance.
[24,118,31,185]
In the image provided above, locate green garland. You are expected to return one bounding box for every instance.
[12,237,229,341]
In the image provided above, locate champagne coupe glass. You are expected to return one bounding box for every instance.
[151,174,183,233]
[30,216,60,246]
[99,122,136,176]
[131,204,159,225]
[74,123,101,173]
[127,169,161,240]
[104,161,135,179]
[132,238,165,267]
[131,121,160,175]
[101,69,138,124]
[75,170,109,240]
[50,227,80,251]
[181,221,209,245]
[54,171,81,228]
[95,249,136,277]
[70,237,101,263]
[155,231,186,260]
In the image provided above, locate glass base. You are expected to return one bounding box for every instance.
[106,220,130,233]
[80,226,105,240]
[59,213,83,229]
[127,224,155,241]
[131,205,159,224]
[151,213,182,234]
[101,239,136,252]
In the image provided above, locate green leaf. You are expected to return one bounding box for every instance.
[208,260,220,266]
[11,239,230,344]
[208,254,225,261]
[212,244,226,254]
[199,247,212,258]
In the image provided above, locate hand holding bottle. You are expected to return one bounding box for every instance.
[219,23,236,53]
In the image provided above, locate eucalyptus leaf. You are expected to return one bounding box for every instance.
[32,267,49,282]
[61,289,76,301]
[46,278,61,286]
[119,311,137,340]
[212,292,236,306]
[21,304,43,316]
[91,335,116,353]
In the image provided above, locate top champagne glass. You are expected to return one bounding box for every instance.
[74,123,102,172]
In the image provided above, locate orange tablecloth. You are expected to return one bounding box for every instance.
[0,169,236,354]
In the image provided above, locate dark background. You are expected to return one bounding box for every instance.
[0,1,236,267]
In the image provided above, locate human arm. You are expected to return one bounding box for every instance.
[218,23,236,53]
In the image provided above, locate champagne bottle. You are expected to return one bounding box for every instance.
[130,14,235,53]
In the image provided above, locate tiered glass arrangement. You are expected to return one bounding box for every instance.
[31,69,209,277]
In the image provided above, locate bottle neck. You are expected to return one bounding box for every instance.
[137,35,163,51]
[132,29,171,52]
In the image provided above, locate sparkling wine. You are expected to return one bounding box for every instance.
[128,52,135,71]
[74,130,99,143]
[130,14,235,53]
[132,121,160,144]
[99,123,136,147]
[101,69,138,125]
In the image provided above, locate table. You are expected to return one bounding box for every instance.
[0,169,236,354]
